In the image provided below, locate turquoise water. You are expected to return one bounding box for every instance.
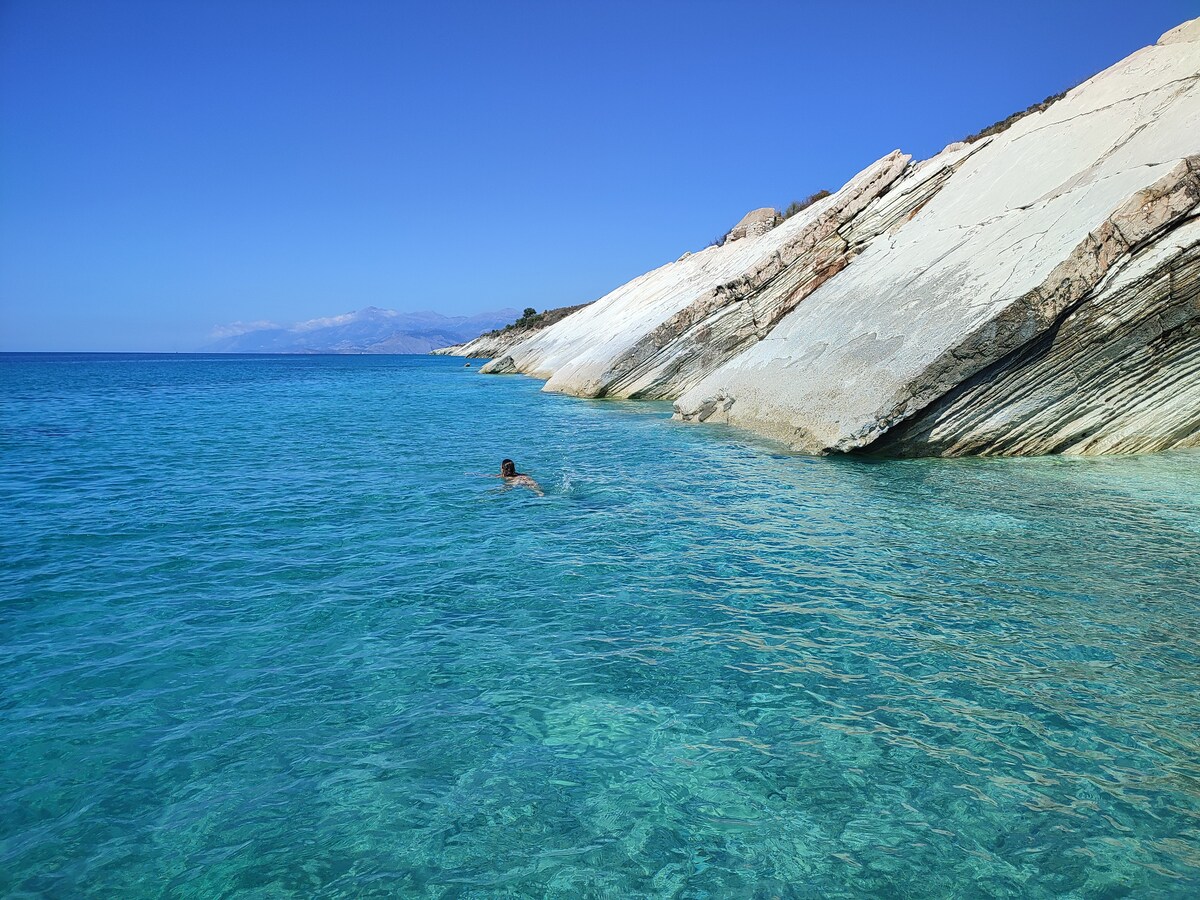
[2,353,1199,898]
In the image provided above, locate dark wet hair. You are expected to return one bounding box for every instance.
[500,459,517,477]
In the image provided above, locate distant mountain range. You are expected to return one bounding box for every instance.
[204,306,521,354]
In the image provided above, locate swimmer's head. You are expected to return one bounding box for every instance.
[500,459,516,477]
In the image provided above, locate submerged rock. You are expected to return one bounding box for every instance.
[480,354,519,374]
[483,18,1200,457]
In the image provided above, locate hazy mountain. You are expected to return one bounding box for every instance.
[204,307,521,354]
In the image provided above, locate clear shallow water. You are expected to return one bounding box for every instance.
[2,352,1199,899]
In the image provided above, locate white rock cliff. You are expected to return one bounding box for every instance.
[458,20,1200,457]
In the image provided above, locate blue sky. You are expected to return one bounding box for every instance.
[1,0,1195,351]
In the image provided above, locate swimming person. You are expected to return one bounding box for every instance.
[499,459,544,496]
[467,459,544,496]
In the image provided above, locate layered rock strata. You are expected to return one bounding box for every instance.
[870,187,1200,456]
[476,200,820,384]
[465,19,1200,457]
[595,145,984,400]
[481,147,984,397]
[674,23,1200,455]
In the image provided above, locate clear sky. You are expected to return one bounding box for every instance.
[1,0,1196,351]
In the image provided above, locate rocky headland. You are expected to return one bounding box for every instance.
[446,20,1200,457]
[433,303,591,359]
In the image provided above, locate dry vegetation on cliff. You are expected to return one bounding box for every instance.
[487,303,592,338]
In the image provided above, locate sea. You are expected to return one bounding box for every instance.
[2,352,1198,898]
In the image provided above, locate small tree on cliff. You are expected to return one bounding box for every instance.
[503,307,543,331]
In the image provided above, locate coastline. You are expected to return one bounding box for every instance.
[442,20,1200,460]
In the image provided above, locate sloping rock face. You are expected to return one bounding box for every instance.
[671,20,1200,456]
[591,145,987,400]
[478,18,1200,457]
[869,189,1200,455]
[477,203,833,385]
[481,148,980,397]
